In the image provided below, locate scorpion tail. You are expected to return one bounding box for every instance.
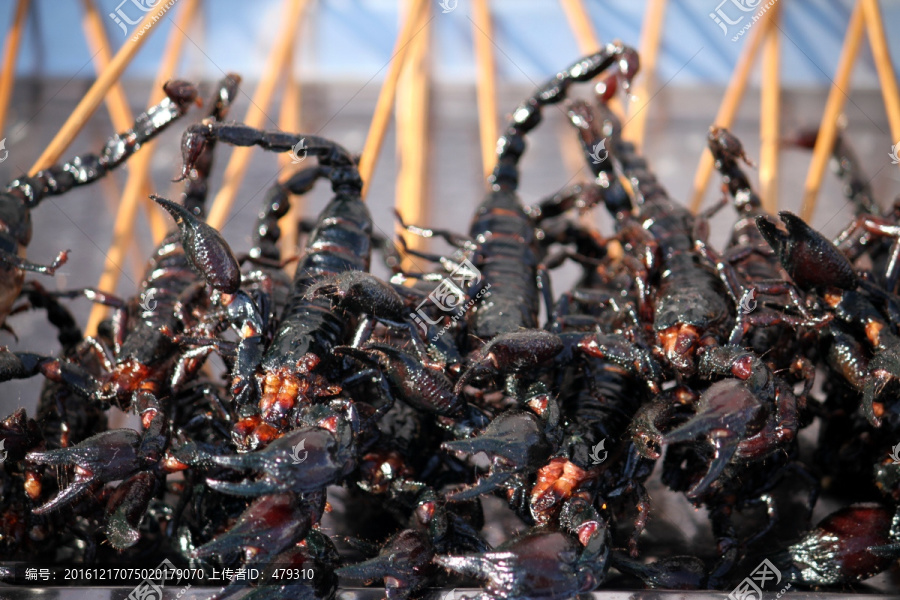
[151,195,241,294]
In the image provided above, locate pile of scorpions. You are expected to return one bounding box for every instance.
[1,41,899,598]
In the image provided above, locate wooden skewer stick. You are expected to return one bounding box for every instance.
[395,0,431,272]
[861,0,900,149]
[622,0,667,151]
[799,2,865,222]
[0,0,30,138]
[471,0,498,180]
[359,0,429,199]
[558,0,625,119]
[29,0,179,174]
[205,0,307,231]
[277,49,302,277]
[689,12,773,213]
[81,0,133,132]
[759,0,781,213]
[80,0,168,243]
[85,0,200,337]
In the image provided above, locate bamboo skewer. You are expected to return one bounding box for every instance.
[861,0,900,150]
[689,13,773,213]
[558,0,625,119]
[358,0,429,199]
[0,0,30,139]
[81,0,133,132]
[85,0,200,336]
[623,0,667,150]
[395,0,431,271]
[80,0,168,244]
[799,2,865,221]
[277,50,302,276]
[205,0,307,230]
[29,0,179,175]
[471,0,498,180]
[759,1,781,213]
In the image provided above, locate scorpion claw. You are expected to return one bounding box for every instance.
[336,529,435,599]
[445,472,516,501]
[151,195,241,293]
[27,429,145,513]
[193,492,323,562]
[862,372,890,427]
[663,379,758,497]
[105,471,156,550]
[207,427,355,496]
[756,211,858,291]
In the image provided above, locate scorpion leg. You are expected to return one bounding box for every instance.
[0,248,68,275]
[206,424,356,496]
